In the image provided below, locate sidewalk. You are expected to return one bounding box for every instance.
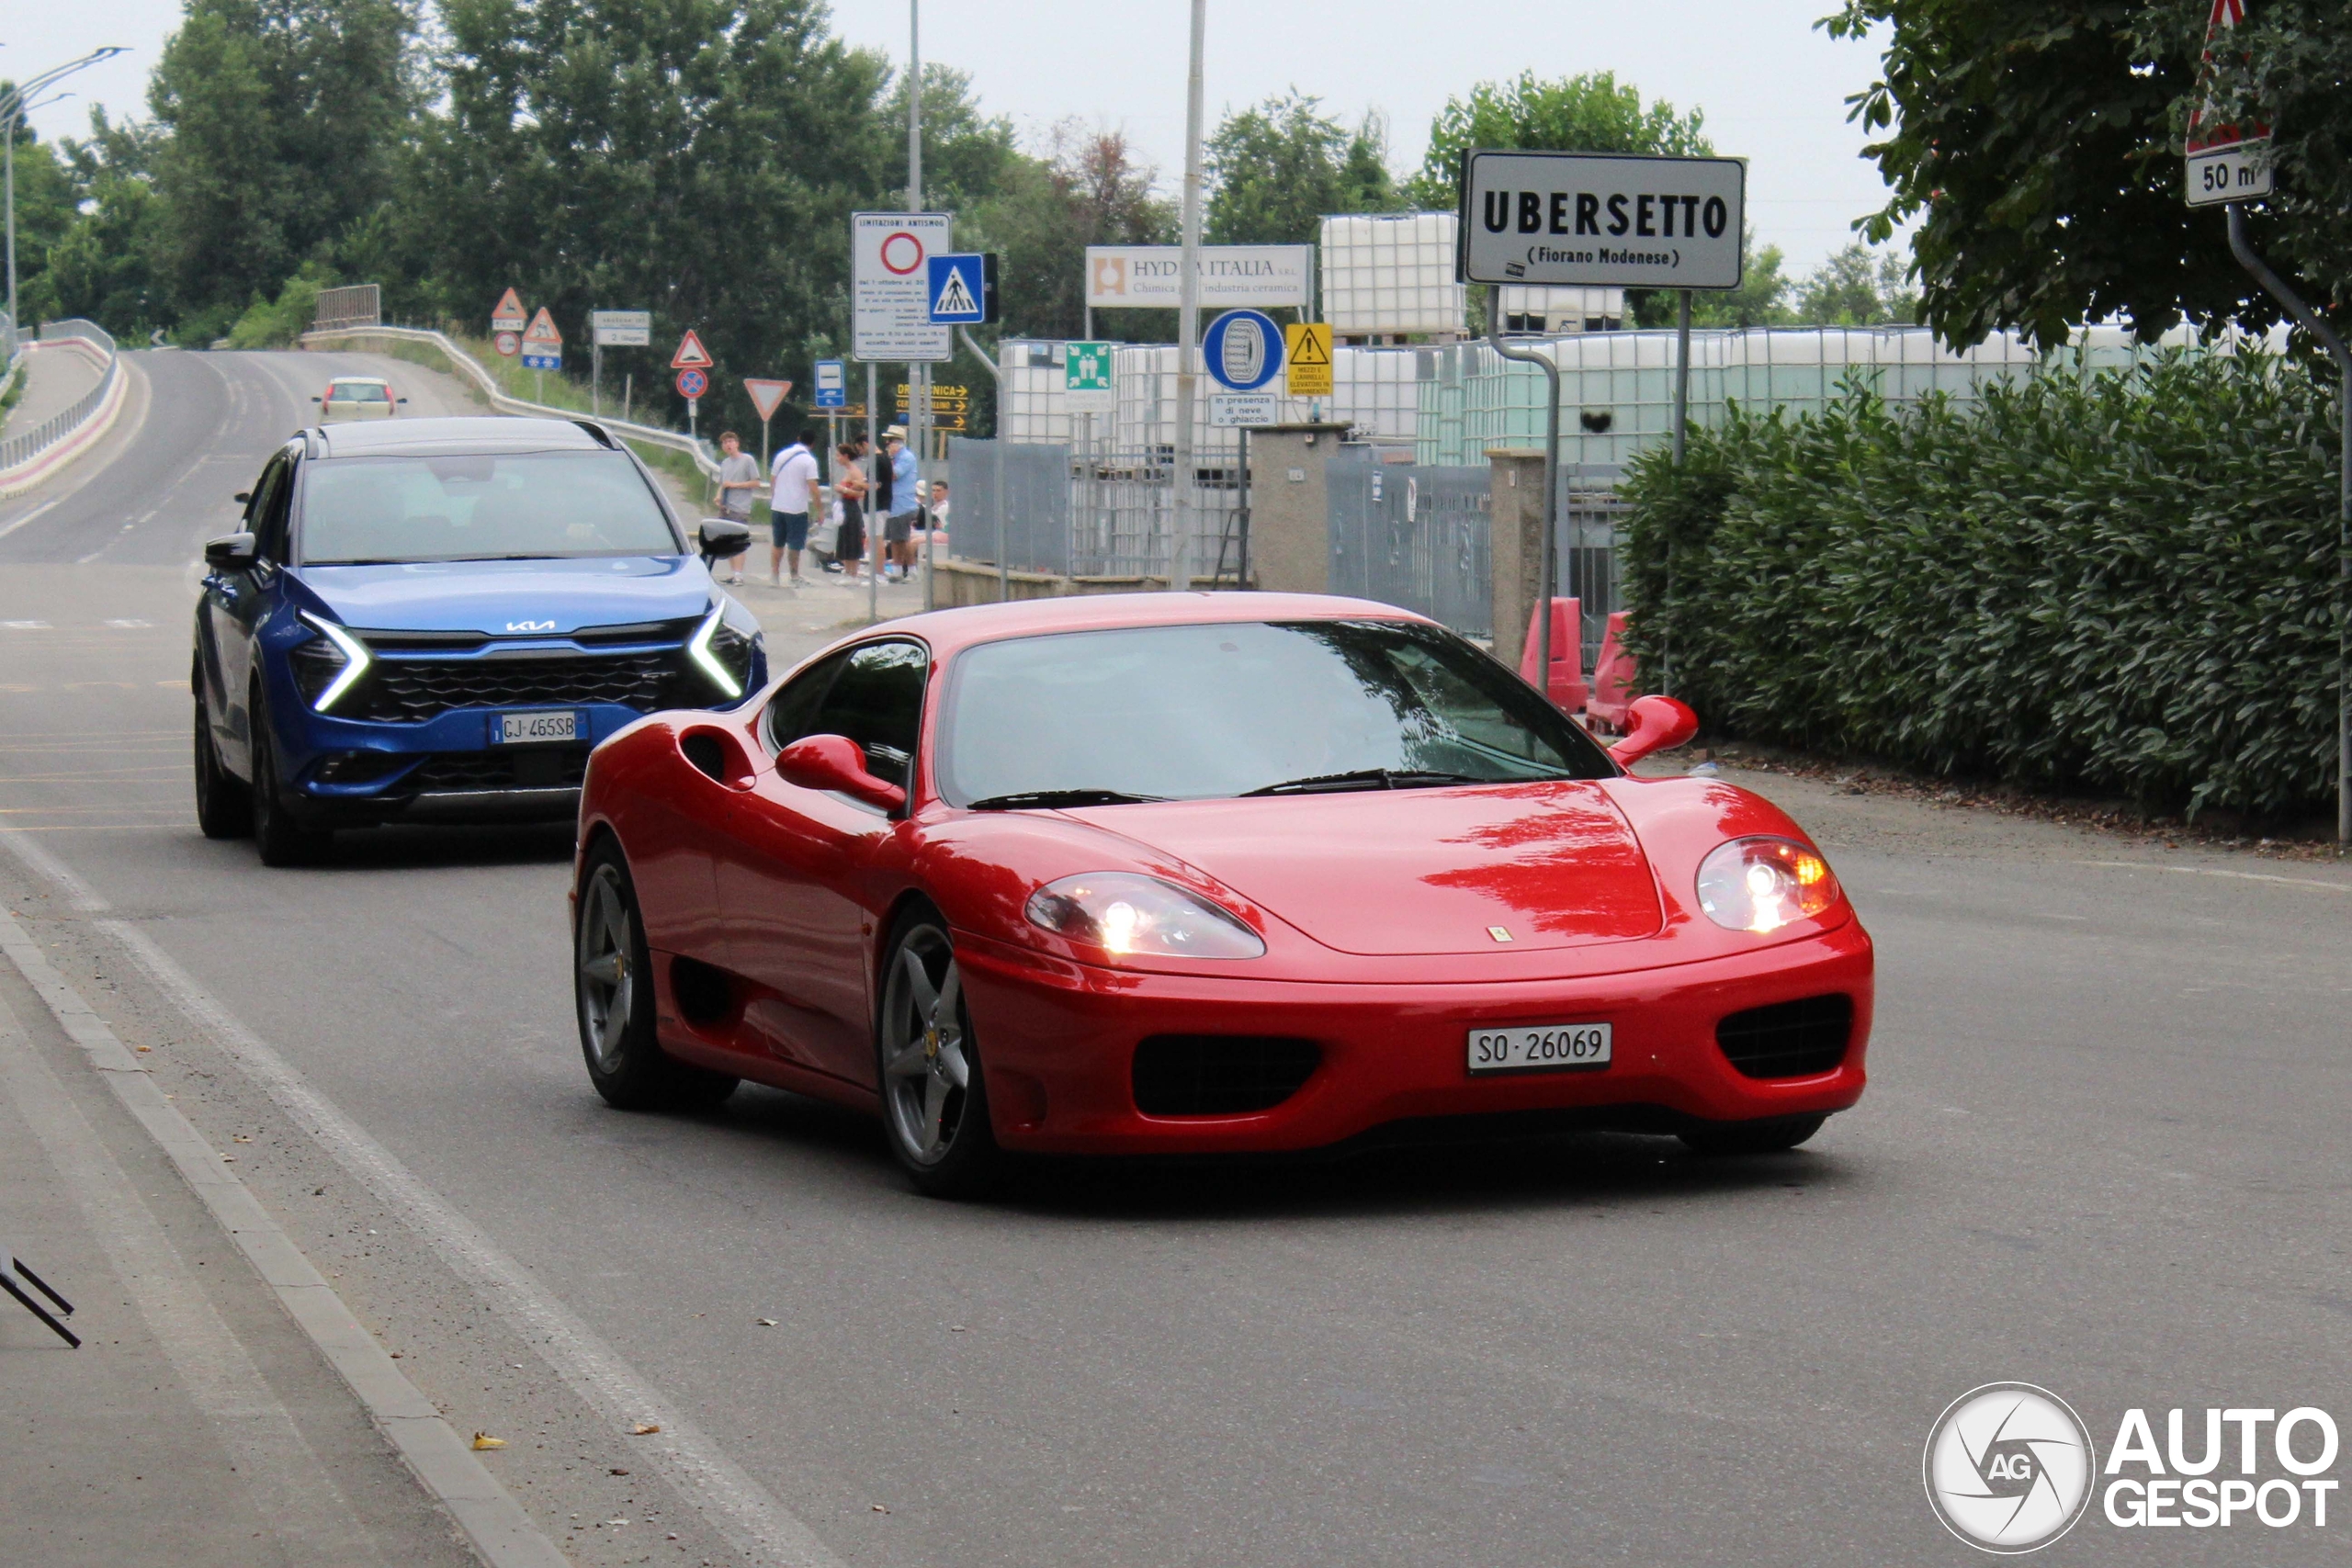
[0,958,479,1567]
[2,343,106,441]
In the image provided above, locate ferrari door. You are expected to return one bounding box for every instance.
[717,639,927,1084]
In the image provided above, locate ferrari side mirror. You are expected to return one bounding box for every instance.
[777,734,906,812]
[697,517,752,564]
[1608,694,1700,768]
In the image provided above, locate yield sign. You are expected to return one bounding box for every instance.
[491,288,526,332]
[521,307,561,348]
[742,378,792,421]
[671,330,714,370]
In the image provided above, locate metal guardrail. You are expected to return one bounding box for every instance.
[0,320,120,476]
[312,284,382,333]
[298,325,719,480]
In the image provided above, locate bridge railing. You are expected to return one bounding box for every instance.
[0,319,128,496]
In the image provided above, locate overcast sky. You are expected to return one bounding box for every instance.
[10,0,1904,275]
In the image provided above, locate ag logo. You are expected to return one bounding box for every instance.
[1091,255,1127,298]
[506,620,557,633]
[1924,1383,2097,1553]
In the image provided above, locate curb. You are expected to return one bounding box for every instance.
[0,903,572,1568]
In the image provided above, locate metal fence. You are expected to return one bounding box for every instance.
[1556,467,1627,672]
[0,321,120,476]
[312,284,382,333]
[1327,457,1494,637]
[948,437,1244,581]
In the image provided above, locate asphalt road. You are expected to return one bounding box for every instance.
[2,348,2349,1565]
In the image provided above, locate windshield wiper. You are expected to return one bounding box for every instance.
[1242,768,1490,796]
[966,788,1169,811]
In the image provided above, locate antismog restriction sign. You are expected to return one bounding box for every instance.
[853,211,954,363]
[1457,150,1747,290]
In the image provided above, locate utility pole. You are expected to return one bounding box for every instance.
[1169,0,1207,592]
[908,0,933,609]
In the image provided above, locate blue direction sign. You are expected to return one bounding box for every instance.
[925,253,997,324]
[1204,309,1284,392]
[813,358,847,408]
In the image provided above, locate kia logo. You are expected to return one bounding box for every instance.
[506,620,557,633]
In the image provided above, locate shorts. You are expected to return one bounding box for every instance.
[884,511,915,545]
[772,512,809,550]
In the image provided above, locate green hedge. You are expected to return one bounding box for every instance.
[1618,353,2345,818]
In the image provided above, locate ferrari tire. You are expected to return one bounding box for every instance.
[876,906,999,1199]
[574,841,738,1112]
[193,683,252,840]
[1678,1113,1826,1157]
[247,682,332,867]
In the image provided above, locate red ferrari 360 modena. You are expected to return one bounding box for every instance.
[570,592,1871,1195]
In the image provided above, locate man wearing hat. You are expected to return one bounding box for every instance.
[882,426,922,581]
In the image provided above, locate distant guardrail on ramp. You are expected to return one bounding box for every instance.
[0,320,129,501]
[299,325,719,480]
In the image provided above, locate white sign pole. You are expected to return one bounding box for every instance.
[1170,0,1207,593]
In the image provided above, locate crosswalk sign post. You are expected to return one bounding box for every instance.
[924,254,998,324]
[1284,322,1333,401]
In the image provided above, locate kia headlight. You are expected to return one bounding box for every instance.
[1024,872,1266,961]
[1695,837,1841,934]
[294,612,371,713]
[689,599,761,699]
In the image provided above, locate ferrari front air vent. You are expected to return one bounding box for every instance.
[1132,1035,1321,1116]
[1714,994,1854,1079]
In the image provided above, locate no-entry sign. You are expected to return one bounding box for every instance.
[1456,151,1747,291]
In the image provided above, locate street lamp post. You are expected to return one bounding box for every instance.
[3,49,127,340]
[1168,0,1206,592]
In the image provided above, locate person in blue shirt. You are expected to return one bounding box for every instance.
[883,426,922,581]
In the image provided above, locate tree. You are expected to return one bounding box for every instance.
[1792,241,1920,325]
[969,122,1170,343]
[0,97,82,324]
[1205,92,1398,246]
[146,0,421,337]
[1406,72,1713,211]
[1824,0,2346,348]
[39,112,172,333]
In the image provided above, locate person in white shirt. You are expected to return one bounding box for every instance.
[767,428,822,586]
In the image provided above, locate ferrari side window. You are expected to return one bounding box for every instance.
[810,640,927,790]
[763,652,848,754]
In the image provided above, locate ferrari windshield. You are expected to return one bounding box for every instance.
[297,450,680,564]
[937,619,1618,807]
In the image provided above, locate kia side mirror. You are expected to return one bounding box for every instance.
[1608,694,1700,768]
[697,517,752,564]
[203,532,258,573]
[776,735,907,812]
[233,491,252,504]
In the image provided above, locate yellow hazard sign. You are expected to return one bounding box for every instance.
[1284,322,1333,398]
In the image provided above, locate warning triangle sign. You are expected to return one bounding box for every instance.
[491,288,526,331]
[521,307,561,346]
[933,266,978,319]
[1290,324,1331,367]
[671,330,714,369]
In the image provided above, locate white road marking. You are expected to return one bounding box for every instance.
[0,984,379,1563]
[0,828,843,1568]
[0,497,64,539]
[1,620,52,629]
[2075,859,2352,893]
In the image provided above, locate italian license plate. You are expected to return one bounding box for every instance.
[1466,1021,1612,1074]
[497,710,577,745]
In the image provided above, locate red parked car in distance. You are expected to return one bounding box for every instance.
[570,592,1871,1195]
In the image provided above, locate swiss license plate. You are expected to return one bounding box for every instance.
[1466,1021,1612,1074]
[497,710,578,745]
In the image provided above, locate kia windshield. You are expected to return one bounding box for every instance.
[296,450,681,565]
[937,619,1618,808]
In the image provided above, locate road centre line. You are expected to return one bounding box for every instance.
[0,829,846,1568]
[2075,860,2352,893]
[0,885,569,1567]
[0,983,379,1563]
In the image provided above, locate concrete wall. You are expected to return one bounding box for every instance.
[1242,423,1352,595]
[1487,450,1545,673]
[930,557,1167,608]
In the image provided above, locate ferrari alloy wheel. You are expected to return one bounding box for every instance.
[877,911,998,1198]
[1678,1113,1826,1157]
[192,684,252,840]
[574,844,737,1112]
[247,682,332,867]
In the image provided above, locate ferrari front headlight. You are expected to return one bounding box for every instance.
[1695,837,1840,934]
[1024,872,1266,961]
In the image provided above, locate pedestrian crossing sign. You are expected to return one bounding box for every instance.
[925,253,997,324]
[1284,322,1333,398]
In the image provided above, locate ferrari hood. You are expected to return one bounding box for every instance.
[1070,781,1665,955]
[294,556,709,636]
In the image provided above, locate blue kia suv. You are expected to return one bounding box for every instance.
[192,416,763,864]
